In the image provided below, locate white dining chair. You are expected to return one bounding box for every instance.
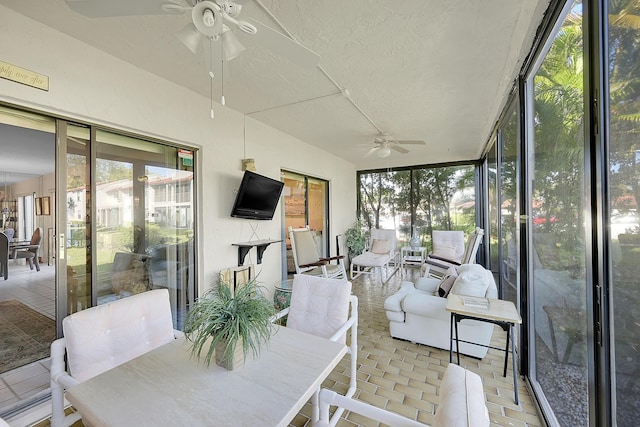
[50,289,182,427]
[272,274,358,426]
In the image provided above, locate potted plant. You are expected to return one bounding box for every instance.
[184,279,275,370]
[345,221,368,261]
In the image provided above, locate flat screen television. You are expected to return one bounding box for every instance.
[230,171,285,220]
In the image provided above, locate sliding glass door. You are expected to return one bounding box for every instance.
[606,0,640,423]
[281,170,329,275]
[526,2,590,424]
[95,130,195,328]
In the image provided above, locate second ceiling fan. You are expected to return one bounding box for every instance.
[364,134,426,158]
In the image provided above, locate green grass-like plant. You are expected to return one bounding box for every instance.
[184,280,276,368]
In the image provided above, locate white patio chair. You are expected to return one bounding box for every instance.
[317,364,489,427]
[289,226,347,280]
[272,274,358,427]
[425,228,484,278]
[50,289,182,427]
[350,228,399,283]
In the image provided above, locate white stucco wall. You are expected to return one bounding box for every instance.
[0,5,356,298]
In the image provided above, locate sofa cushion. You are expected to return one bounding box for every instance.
[370,238,390,254]
[434,364,490,427]
[450,265,490,297]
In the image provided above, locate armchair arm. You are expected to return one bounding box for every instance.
[299,260,328,268]
[425,257,460,271]
[319,255,345,262]
[427,252,461,265]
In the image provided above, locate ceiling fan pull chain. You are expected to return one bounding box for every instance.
[209,37,215,119]
[221,40,226,106]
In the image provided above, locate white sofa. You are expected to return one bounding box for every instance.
[384,264,498,358]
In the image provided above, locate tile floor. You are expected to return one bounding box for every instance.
[3,266,544,426]
[296,269,543,427]
[0,262,55,419]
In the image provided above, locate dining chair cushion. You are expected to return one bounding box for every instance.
[287,274,352,342]
[63,289,175,382]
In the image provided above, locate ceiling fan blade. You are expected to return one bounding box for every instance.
[396,140,426,145]
[64,0,180,18]
[391,145,410,154]
[364,147,378,158]
[234,18,320,69]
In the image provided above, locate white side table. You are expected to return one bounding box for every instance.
[400,246,426,276]
[446,294,522,404]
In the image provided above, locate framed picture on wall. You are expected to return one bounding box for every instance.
[35,197,42,215]
[42,196,50,215]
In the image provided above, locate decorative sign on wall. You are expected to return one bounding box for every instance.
[0,60,49,91]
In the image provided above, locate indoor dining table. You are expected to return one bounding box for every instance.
[65,324,347,427]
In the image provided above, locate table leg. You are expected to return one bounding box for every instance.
[503,324,510,377]
[454,314,461,365]
[449,313,454,363]
[510,324,519,404]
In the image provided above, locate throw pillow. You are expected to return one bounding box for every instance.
[450,265,489,297]
[437,276,456,297]
[437,267,458,297]
[370,239,390,254]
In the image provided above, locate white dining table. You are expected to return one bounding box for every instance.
[66,325,347,427]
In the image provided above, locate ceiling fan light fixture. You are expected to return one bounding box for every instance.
[377,147,391,158]
[192,1,223,38]
[176,23,202,54]
[222,27,246,61]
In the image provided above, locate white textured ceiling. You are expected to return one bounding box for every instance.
[0,0,549,170]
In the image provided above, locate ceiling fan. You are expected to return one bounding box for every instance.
[64,0,320,68]
[363,134,426,158]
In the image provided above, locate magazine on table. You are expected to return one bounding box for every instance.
[462,296,490,309]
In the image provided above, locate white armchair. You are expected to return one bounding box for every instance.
[289,226,347,280]
[272,274,358,427]
[425,228,484,278]
[384,264,497,358]
[50,289,182,427]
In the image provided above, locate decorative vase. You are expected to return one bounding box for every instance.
[409,226,421,249]
[215,337,245,370]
